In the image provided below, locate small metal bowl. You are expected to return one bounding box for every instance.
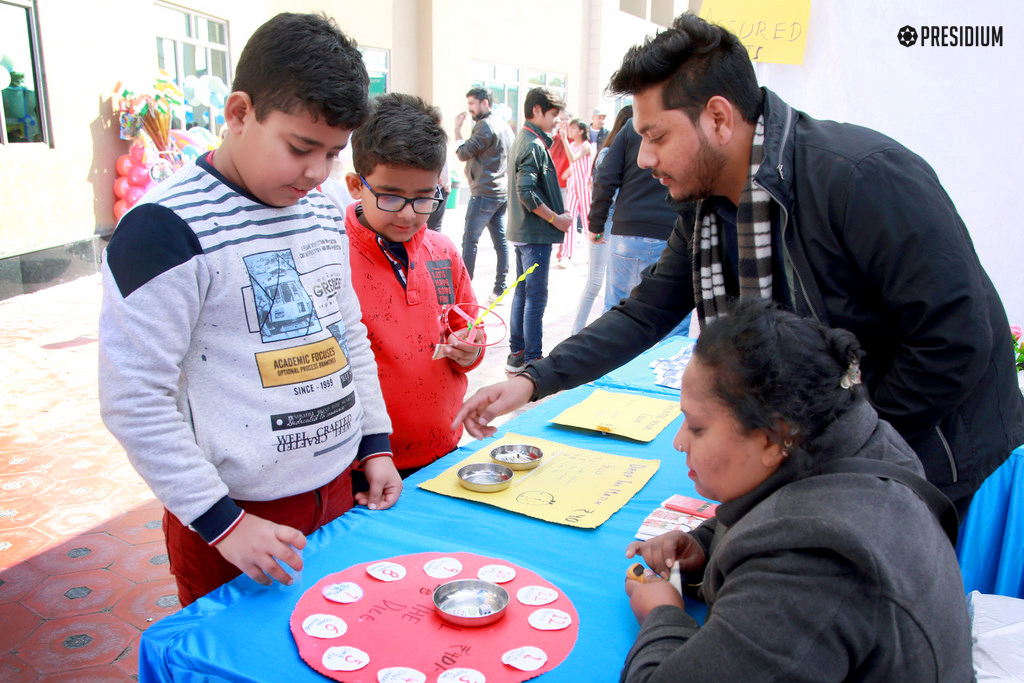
[432,579,510,627]
[457,463,513,493]
[490,444,544,470]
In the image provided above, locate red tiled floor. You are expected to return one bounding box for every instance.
[0,503,49,532]
[31,502,126,541]
[42,477,125,508]
[0,527,56,570]
[25,534,130,577]
[22,570,133,620]
[0,561,47,604]
[111,642,141,680]
[0,653,40,683]
[108,540,171,584]
[0,602,44,651]
[36,665,135,682]
[112,576,180,630]
[0,471,57,503]
[37,667,135,683]
[105,504,165,546]
[17,612,138,675]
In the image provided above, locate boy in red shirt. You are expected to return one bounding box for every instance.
[344,94,484,476]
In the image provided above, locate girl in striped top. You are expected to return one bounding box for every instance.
[557,119,593,266]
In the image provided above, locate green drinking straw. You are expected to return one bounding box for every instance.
[466,262,540,336]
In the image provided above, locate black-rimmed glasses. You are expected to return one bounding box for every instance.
[360,176,443,215]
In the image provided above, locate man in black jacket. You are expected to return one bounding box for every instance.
[454,13,1024,517]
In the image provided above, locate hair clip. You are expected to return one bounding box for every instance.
[840,360,862,390]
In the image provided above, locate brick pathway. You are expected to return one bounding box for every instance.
[0,202,595,680]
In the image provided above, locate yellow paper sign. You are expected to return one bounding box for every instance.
[699,0,812,65]
[418,433,659,528]
[550,389,681,442]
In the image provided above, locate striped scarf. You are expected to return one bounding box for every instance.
[693,117,773,323]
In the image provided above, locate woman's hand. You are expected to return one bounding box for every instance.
[625,530,707,579]
[624,571,685,624]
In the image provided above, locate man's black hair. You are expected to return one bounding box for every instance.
[232,12,370,130]
[523,87,566,120]
[608,13,762,124]
[351,93,448,176]
[465,87,491,104]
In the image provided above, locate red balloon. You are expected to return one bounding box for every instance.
[125,186,146,207]
[128,164,151,187]
[129,143,146,165]
[113,176,131,199]
[114,199,129,221]
[115,154,134,177]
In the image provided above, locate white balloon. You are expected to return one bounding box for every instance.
[0,68,10,91]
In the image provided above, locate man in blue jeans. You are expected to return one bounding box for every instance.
[454,87,516,302]
[504,87,571,373]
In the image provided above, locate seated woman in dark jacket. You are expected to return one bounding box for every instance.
[622,300,973,683]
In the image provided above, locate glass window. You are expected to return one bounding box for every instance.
[471,60,520,130]
[154,3,229,133]
[524,68,567,111]
[358,47,390,99]
[0,0,48,144]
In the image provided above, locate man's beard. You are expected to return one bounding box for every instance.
[667,132,727,204]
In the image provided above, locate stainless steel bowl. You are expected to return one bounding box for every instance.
[432,579,510,627]
[457,463,513,492]
[489,444,544,470]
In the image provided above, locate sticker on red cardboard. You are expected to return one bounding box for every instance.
[367,561,407,582]
[322,581,365,604]
[423,557,463,579]
[477,564,516,583]
[436,668,486,683]
[501,646,548,672]
[323,646,370,671]
[515,585,558,606]
[376,666,427,683]
[528,608,572,631]
[302,613,347,639]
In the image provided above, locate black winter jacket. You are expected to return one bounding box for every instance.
[527,88,1024,503]
[588,119,679,239]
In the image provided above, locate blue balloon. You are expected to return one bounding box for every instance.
[215,113,225,125]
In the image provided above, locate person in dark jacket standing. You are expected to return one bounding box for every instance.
[621,301,973,683]
[454,87,515,302]
[503,87,571,374]
[588,117,691,338]
[455,13,1024,518]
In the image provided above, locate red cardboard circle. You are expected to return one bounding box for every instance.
[290,552,578,682]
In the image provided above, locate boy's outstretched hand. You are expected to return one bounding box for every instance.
[356,456,403,511]
[216,513,306,586]
[451,376,535,439]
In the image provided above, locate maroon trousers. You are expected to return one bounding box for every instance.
[163,467,354,606]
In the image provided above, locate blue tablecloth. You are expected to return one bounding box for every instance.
[139,385,705,682]
[592,336,694,398]
[957,444,1024,598]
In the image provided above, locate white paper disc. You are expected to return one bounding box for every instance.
[423,556,464,579]
[302,613,347,639]
[515,585,558,606]
[366,561,407,582]
[322,581,365,604]
[528,608,573,631]
[437,668,486,682]
[377,666,427,683]
[476,564,516,583]
[501,646,548,672]
[323,646,370,671]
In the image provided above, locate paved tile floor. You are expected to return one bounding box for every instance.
[0,202,599,680]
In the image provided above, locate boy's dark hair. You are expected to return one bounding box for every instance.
[607,13,762,124]
[695,299,866,464]
[465,87,491,104]
[351,93,449,176]
[232,13,370,130]
[523,87,566,120]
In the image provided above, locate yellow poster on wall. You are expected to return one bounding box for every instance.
[699,0,812,65]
